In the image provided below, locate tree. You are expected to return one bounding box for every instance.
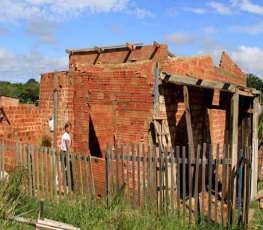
[247,73,263,139]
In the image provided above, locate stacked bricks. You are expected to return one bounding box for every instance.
[69,44,168,71]
[158,83,207,148]
[161,53,247,87]
[0,104,41,144]
[73,61,156,156]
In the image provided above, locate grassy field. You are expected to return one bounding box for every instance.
[0,169,259,230]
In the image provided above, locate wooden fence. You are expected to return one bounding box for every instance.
[106,143,252,227]
[0,139,253,228]
[0,140,97,201]
[259,147,263,181]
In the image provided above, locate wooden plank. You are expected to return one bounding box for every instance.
[40,147,45,198]
[132,144,136,207]
[116,145,119,190]
[126,145,130,203]
[110,144,114,193]
[201,143,206,220]
[183,86,195,158]
[171,149,175,216]
[161,74,236,92]
[106,144,110,208]
[71,154,77,194]
[159,148,163,213]
[16,142,19,167]
[52,149,58,200]
[176,146,180,212]
[83,155,89,193]
[56,150,61,199]
[77,154,83,195]
[188,146,193,224]
[88,155,95,195]
[121,144,124,186]
[208,145,213,223]
[230,91,239,207]
[45,147,49,198]
[49,148,54,200]
[251,96,259,198]
[28,145,33,196]
[0,140,3,180]
[194,145,201,224]
[142,144,146,203]
[238,149,243,223]
[153,146,157,209]
[164,147,169,210]
[182,146,186,219]
[137,144,141,206]
[35,146,40,198]
[221,145,227,226]
[31,146,36,197]
[66,152,72,194]
[147,145,151,201]
[215,144,219,224]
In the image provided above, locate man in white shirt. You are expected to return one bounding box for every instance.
[61,122,73,192]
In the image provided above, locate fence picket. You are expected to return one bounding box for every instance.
[159,148,163,213]
[215,144,219,224]
[121,144,124,186]
[142,145,146,203]
[182,146,186,219]
[171,149,175,216]
[221,145,226,226]
[88,155,95,195]
[126,145,130,203]
[194,144,201,224]
[176,146,180,212]
[137,144,141,206]
[201,143,206,221]
[78,154,83,195]
[116,145,119,190]
[208,145,213,223]
[164,147,169,210]
[188,146,192,224]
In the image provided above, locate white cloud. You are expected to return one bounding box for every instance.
[239,0,263,15]
[0,0,130,22]
[0,48,67,83]
[231,0,263,14]
[25,19,59,44]
[229,22,263,34]
[126,7,154,19]
[182,7,208,14]
[164,33,194,45]
[203,26,218,34]
[231,46,263,76]
[207,1,232,15]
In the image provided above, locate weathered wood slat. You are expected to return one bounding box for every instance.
[215,144,219,224]
[194,145,201,224]
[176,146,180,211]
[116,145,119,190]
[182,147,186,219]
[88,155,95,195]
[171,150,175,216]
[208,145,213,223]
[142,145,146,203]
[188,146,192,224]
[132,144,135,207]
[126,145,130,203]
[201,143,206,220]
[137,144,141,206]
[221,145,226,226]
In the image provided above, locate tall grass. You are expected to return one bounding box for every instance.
[1,169,240,230]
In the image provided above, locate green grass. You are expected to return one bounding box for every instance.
[0,169,240,230]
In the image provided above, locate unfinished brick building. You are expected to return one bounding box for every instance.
[0,42,260,197]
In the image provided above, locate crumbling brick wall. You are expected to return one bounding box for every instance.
[73,61,156,156]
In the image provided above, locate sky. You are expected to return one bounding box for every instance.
[0,0,263,83]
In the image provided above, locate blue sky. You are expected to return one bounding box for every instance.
[0,0,263,82]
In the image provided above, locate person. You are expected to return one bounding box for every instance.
[60,122,74,192]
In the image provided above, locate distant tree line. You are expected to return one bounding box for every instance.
[247,73,263,140]
[0,78,39,105]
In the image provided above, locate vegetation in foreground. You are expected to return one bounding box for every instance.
[0,169,246,230]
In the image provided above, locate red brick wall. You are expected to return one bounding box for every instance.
[69,44,168,71]
[73,61,156,156]
[39,71,74,149]
[161,52,247,87]
[0,104,41,144]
